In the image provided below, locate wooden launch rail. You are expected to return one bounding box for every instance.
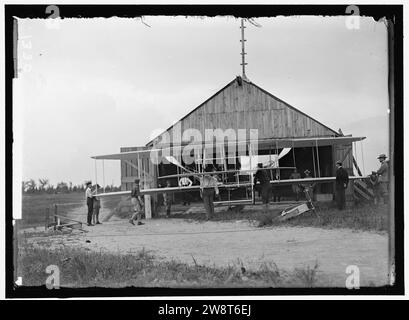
[45,204,84,231]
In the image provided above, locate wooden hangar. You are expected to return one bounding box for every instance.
[92,76,365,218]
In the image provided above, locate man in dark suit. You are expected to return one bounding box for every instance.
[335,160,349,210]
[254,163,272,208]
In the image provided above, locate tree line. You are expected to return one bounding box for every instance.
[21,179,121,194]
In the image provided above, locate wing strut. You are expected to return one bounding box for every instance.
[315,139,321,178]
[102,160,105,193]
[312,144,317,177]
[249,141,255,204]
[94,158,98,195]
[275,139,280,181]
[360,139,366,175]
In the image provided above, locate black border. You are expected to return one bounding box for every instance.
[5,4,404,298]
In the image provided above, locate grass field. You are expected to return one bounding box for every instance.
[263,203,389,232]
[18,240,322,288]
[21,193,85,227]
[21,192,389,232]
[17,195,388,288]
[21,192,119,227]
[171,202,389,232]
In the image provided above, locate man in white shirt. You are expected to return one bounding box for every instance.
[179,176,193,187]
[85,181,96,226]
[200,166,219,220]
[179,176,193,206]
[129,179,145,225]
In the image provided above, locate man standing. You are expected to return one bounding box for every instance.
[369,171,381,205]
[200,166,219,220]
[289,169,302,201]
[376,154,389,204]
[129,179,144,226]
[163,180,173,217]
[300,169,315,201]
[85,181,96,226]
[272,169,281,202]
[335,161,349,210]
[92,195,102,225]
[254,163,272,208]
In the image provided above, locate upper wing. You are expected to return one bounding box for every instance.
[93,182,254,197]
[157,167,297,180]
[92,137,366,160]
[94,190,131,197]
[94,176,365,197]
[270,176,364,185]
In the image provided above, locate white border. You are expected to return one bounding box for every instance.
[1,0,406,300]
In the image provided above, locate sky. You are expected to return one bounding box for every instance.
[14,15,389,187]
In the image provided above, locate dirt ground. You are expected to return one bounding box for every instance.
[21,202,390,288]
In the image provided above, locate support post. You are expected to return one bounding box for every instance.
[315,140,321,178]
[54,204,58,230]
[240,19,248,80]
[143,158,152,219]
[352,156,363,176]
[45,207,50,231]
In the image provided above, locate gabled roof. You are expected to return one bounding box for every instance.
[248,79,339,137]
[145,76,339,147]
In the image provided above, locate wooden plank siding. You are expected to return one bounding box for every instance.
[148,78,338,147]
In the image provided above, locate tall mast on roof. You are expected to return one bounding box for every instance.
[240,18,248,80]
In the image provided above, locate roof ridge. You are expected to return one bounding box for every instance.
[145,76,339,146]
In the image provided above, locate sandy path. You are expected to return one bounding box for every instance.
[27,212,389,287]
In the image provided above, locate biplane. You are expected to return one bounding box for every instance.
[91,135,367,216]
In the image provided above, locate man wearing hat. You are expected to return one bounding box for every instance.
[304,169,312,179]
[299,169,315,200]
[200,165,220,220]
[129,179,144,226]
[376,154,389,204]
[163,180,173,217]
[289,169,302,201]
[335,161,349,210]
[85,181,96,226]
[92,184,102,225]
[254,163,272,208]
